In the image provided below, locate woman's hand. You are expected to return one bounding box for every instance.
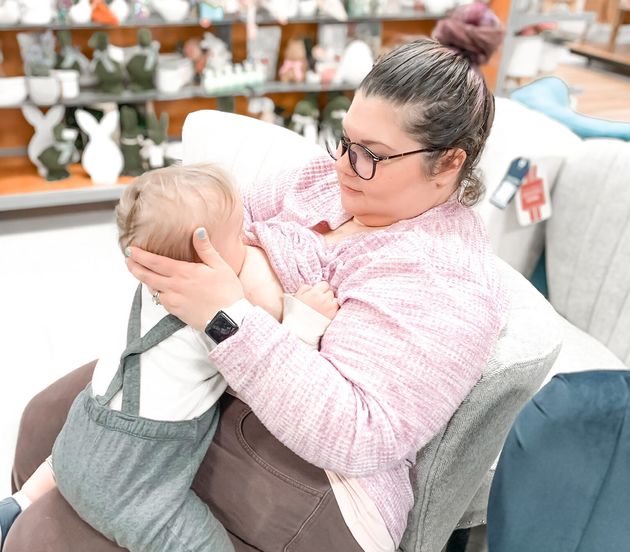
[126,228,245,331]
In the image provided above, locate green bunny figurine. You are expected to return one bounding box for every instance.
[56,30,89,73]
[142,111,173,169]
[319,94,351,148]
[289,95,320,143]
[126,28,159,92]
[120,106,144,176]
[37,123,79,181]
[88,32,124,94]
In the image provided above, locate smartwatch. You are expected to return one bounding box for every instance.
[204,310,239,345]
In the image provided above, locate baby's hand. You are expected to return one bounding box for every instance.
[294,281,339,320]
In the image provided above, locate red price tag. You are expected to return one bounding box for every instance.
[515,164,552,226]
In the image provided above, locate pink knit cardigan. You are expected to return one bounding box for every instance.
[209,155,509,545]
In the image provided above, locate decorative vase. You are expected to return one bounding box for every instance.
[507,35,544,79]
[27,75,62,105]
[0,77,28,106]
[51,69,80,99]
[0,0,21,24]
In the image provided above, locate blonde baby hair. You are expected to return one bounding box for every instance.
[116,163,238,262]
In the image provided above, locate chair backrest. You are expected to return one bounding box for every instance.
[182,109,323,189]
[475,97,581,277]
[182,110,564,552]
[546,139,630,366]
[399,260,563,552]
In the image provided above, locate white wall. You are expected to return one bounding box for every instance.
[0,204,137,497]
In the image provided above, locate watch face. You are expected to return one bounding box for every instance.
[205,311,239,344]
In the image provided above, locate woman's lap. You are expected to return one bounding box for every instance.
[9,363,363,552]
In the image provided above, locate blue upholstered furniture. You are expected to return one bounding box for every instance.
[510,76,630,141]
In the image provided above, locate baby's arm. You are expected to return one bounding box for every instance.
[282,282,339,350]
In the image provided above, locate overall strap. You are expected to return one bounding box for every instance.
[97,284,186,415]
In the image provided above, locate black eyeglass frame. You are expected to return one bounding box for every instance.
[326,135,439,181]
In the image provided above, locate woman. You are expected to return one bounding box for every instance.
[6,38,508,551]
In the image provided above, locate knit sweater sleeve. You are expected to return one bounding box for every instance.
[241,156,336,227]
[208,249,505,477]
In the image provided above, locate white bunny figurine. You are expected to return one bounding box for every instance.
[21,105,66,178]
[75,109,124,186]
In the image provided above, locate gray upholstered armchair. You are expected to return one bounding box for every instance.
[182,109,565,552]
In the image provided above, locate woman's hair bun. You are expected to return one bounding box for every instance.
[431,2,504,67]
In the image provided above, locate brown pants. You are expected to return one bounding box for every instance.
[6,361,363,552]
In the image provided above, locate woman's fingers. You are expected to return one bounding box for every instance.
[193,227,226,267]
[127,246,182,277]
[126,257,171,292]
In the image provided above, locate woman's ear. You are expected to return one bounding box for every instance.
[434,148,467,189]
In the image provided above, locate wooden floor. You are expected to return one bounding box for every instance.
[547,60,630,122]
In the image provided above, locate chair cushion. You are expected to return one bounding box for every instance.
[400,259,563,552]
[543,319,627,387]
[546,139,630,366]
[476,97,581,277]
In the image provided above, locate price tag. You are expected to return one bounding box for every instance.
[490,158,530,209]
[515,164,552,226]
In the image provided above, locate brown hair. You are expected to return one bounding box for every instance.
[359,37,494,206]
[115,163,238,262]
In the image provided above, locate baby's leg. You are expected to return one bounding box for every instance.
[145,489,234,552]
[1,460,56,548]
[20,458,56,503]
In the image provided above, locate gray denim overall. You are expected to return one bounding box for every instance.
[51,285,235,552]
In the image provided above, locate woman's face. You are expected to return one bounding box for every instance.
[336,91,456,227]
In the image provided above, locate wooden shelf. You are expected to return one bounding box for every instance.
[0,163,131,211]
[0,82,359,110]
[0,10,441,32]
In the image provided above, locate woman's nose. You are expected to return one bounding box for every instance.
[335,148,355,177]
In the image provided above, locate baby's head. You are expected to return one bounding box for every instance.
[116,163,246,274]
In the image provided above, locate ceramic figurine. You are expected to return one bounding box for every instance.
[289,96,319,143]
[151,0,190,22]
[22,105,66,178]
[56,30,90,74]
[318,94,350,149]
[91,0,120,24]
[126,28,159,91]
[120,106,144,176]
[333,39,373,87]
[37,123,79,181]
[131,0,151,18]
[141,111,172,169]
[109,0,130,22]
[69,0,92,23]
[278,37,307,83]
[76,108,124,185]
[317,0,347,20]
[20,0,54,24]
[88,32,124,94]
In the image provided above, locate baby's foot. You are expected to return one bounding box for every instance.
[0,497,22,549]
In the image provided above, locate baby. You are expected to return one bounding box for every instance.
[0,164,338,552]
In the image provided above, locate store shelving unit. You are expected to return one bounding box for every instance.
[495,8,597,95]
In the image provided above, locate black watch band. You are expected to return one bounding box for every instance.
[204,310,239,345]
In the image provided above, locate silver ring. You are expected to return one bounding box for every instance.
[152,291,161,306]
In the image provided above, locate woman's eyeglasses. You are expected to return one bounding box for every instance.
[325,136,437,181]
